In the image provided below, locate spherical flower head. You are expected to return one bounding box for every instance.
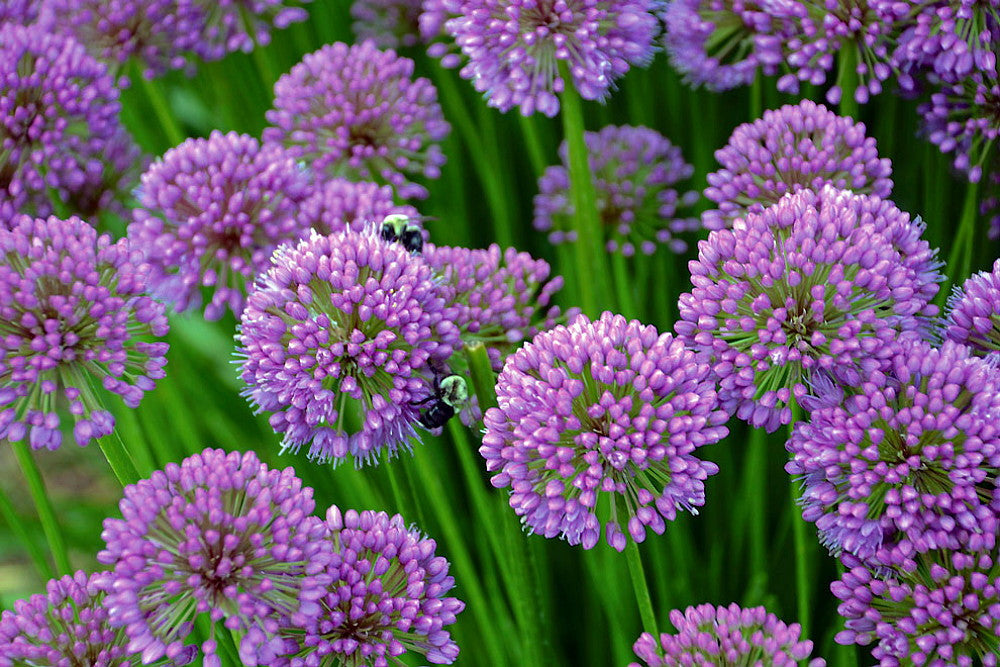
[237,228,460,466]
[0,0,41,24]
[946,258,1000,363]
[275,505,465,665]
[533,125,700,256]
[786,339,1000,566]
[833,541,1000,665]
[778,0,896,105]
[921,69,1000,183]
[194,0,311,60]
[0,23,126,220]
[662,0,803,92]
[128,131,315,321]
[300,178,420,236]
[0,215,169,450]
[97,448,333,667]
[482,311,729,551]
[263,41,449,200]
[703,99,893,231]
[439,0,659,117]
[629,603,826,666]
[65,126,149,226]
[676,186,942,433]
[0,570,196,666]
[352,0,425,48]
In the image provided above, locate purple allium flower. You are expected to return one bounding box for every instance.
[676,186,942,432]
[300,178,420,236]
[128,130,314,321]
[945,258,1000,362]
[65,127,148,225]
[351,0,424,48]
[0,570,195,666]
[0,23,127,221]
[0,215,169,450]
[778,0,897,105]
[41,0,206,79]
[629,603,826,666]
[274,505,465,665]
[786,339,1000,565]
[662,0,802,91]
[263,41,449,200]
[920,69,1000,182]
[97,448,332,667]
[533,125,700,256]
[0,0,41,24]
[702,100,893,231]
[436,0,659,117]
[237,228,460,466]
[833,541,1000,665]
[195,0,311,59]
[481,311,728,551]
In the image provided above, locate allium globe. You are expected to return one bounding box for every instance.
[300,178,420,236]
[921,67,1000,182]
[97,448,333,667]
[263,40,449,200]
[0,215,169,450]
[946,258,1000,363]
[482,312,729,551]
[351,0,425,48]
[195,0,311,59]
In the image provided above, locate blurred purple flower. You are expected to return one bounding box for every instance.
[945,258,1000,362]
[0,215,169,450]
[920,70,1000,182]
[195,0,311,59]
[97,448,332,667]
[662,0,802,91]
[482,311,728,551]
[786,339,1000,565]
[629,603,825,666]
[0,0,41,24]
[236,228,460,466]
[274,505,464,665]
[533,125,700,256]
[703,99,893,231]
[300,178,420,236]
[128,130,314,321]
[351,0,425,48]
[0,570,195,666]
[263,41,449,200]
[435,0,659,117]
[676,187,942,432]
[65,127,148,226]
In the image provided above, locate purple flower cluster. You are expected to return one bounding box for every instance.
[629,603,825,666]
[787,339,1000,564]
[128,130,314,320]
[195,0,311,58]
[703,100,893,231]
[263,41,449,200]
[920,70,1000,183]
[482,312,728,551]
[351,0,424,48]
[97,448,333,667]
[237,228,459,466]
[946,259,1000,362]
[0,23,134,224]
[0,215,169,450]
[0,570,192,666]
[435,0,660,117]
[677,186,941,432]
[533,125,700,256]
[662,0,800,91]
[300,178,420,236]
[65,127,148,224]
[274,505,464,665]
[0,0,41,24]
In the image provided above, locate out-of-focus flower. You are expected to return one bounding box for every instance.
[263,41,448,200]
[237,228,459,466]
[482,311,728,551]
[300,178,419,236]
[533,125,700,256]
[786,340,1000,564]
[97,448,332,667]
[351,0,424,48]
[0,0,42,24]
[945,258,1000,362]
[275,505,464,665]
[65,127,148,226]
[0,215,169,450]
[921,69,1000,183]
[702,100,893,231]
[833,541,1000,665]
[128,130,314,321]
[434,0,659,117]
[195,0,311,59]
[629,603,826,666]
[0,23,127,222]
[662,0,802,91]
[676,186,942,432]
[0,570,196,666]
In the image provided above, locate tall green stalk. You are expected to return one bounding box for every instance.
[10,441,71,575]
[787,400,811,637]
[0,482,53,579]
[942,179,982,297]
[138,75,185,148]
[836,49,859,119]
[625,540,658,637]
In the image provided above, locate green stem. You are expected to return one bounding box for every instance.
[464,343,499,415]
[610,252,638,319]
[138,75,185,148]
[749,76,763,120]
[835,48,859,119]
[0,481,54,579]
[745,427,768,581]
[788,400,811,638]
[10,440,71,575]
[251,42,281,90]
[98,428,143,487]
[560,66,609,316]
[625,540,658,637]
[942,179,982,297]
[518,115,549,178]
